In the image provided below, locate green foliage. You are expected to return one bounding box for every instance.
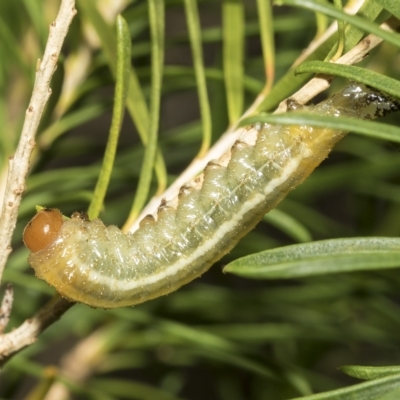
[295,62,400,96]
[87,15,131,220]
[1,0,400,399]
[240,114,400,144]
[225,237,400,278]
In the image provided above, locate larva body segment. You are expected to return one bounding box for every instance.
[25,84,399,308]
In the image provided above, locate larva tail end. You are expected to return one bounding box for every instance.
[23,209,64,253]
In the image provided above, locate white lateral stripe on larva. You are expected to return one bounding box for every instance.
[85,146,307,290]
[25,84,400,307]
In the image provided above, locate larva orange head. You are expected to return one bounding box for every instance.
[23,209,64,253]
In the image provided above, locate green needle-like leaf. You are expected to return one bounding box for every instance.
[289,373,400,400]
[78,0,167,198]
[183,0,212,157]
[87,15,131,220]
[223,0,245,123]
[331,0,344,61]
[224,237,400,279]
[256,0,275,93]
[341,365,400,381]
[256,0,384,113]
[127,0,164,224]
[264,209,312,243]
[38,104,107,150]
[240,113,400,143]
[22,0,47,49]
[295,62,400,99]
[276,0,400,48]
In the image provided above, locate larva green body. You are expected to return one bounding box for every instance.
[24,84,399,308]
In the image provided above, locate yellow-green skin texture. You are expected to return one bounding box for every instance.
[28,84,399,308]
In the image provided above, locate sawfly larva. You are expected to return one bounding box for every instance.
[23,84,399,308]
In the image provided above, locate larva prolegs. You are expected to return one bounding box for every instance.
[24,84,400,308]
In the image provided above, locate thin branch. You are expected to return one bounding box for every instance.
[0,296,73,366]
[0,0,76,364]
[0,284,13,333]
[0,0,77,284]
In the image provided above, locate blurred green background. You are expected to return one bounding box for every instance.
[1,0,400,399]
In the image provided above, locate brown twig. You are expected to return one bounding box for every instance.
[0,296,73,366]
[0,284,13,333]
